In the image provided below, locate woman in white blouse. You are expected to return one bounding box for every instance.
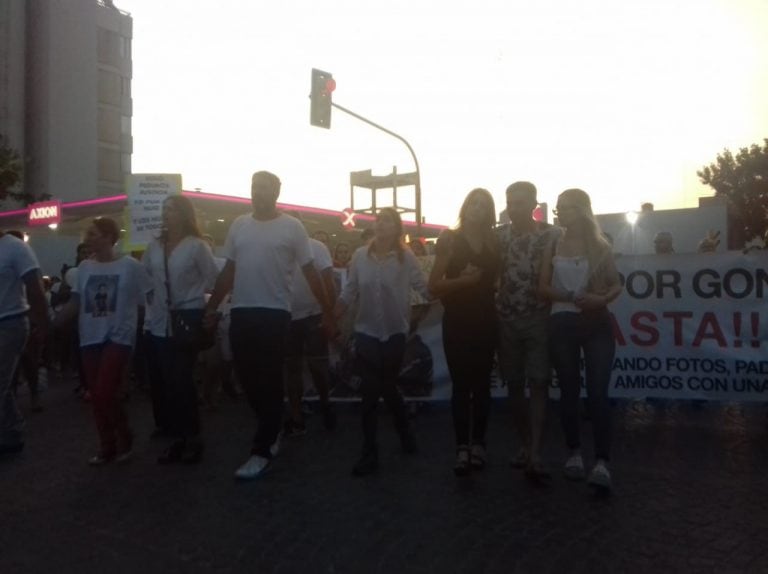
[538,189,622,491]
[336,208,431,476]
[143,195,218,464]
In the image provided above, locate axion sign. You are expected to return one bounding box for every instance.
[341,207,356,229]
[28,200,62,226]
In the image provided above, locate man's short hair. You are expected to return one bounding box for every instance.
[506,181,537,201]
[251,171,281,192]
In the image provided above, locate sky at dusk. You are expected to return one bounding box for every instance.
[118,0,768,225]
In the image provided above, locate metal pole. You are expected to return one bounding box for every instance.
[332,102,422,235]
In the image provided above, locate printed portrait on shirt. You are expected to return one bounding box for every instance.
[84,274,119,318]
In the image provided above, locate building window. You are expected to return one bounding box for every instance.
[120,76,131,96]
[118,37,131,59]
[98,148,122,183]
[121,115,131,135]
[98,108,121,144]
[121,153,132,173]
[98,69,121,105]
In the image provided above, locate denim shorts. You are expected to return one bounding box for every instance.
[497,310,551,386]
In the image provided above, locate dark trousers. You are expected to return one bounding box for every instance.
[355,332,409,451]
[230,308,290,459]
[81,342,132,455]
[443,318,495,447]
[147,333,201,439]
[549,310,615,461]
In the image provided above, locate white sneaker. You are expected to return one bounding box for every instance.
[234,455,270,481]
[270,435,281,458]
[587,461,612,490]
[563,453,586,481]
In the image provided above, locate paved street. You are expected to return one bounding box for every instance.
[2,380,768,574]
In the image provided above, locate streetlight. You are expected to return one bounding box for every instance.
[625,211,639,254]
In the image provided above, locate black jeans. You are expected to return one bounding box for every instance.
[147,333,201,439]
[549,310,615,461]
[230,308,291,458]
[355,332,409,451]
[443,317,495,447]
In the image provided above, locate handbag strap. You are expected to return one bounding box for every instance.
[163,242,174,337]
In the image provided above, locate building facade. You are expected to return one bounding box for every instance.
[0,0,132,206]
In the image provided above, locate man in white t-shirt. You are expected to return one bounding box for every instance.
[0,233,48,455]
[205,170,337,480]
[283,236,337,436]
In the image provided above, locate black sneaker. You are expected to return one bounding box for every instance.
[157,440,185,464]
[0,442,24,457]
[322,406,337,431]
[181,441,204,464]
[400,431,418,454]
[150,427,170,440]
[283,419,307,438]
[352,448,378,476]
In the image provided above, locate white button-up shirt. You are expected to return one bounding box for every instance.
[339,246,430,341]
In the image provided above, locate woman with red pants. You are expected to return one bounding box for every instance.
[58,218,151,465]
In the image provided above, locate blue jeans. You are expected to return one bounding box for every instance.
[0,315,29,446]
[549,310,615,461]
[354,332,409,451]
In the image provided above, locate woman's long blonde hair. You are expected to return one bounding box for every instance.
[456,187,498,250]
[558,188,612,285]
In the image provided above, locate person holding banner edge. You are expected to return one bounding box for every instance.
[429,188,500,475]
[539,188,622,491]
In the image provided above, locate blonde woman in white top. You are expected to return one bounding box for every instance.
[538,189,622,491]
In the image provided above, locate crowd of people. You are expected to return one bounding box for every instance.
[0,172,625,491]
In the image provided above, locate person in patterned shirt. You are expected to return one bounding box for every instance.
[495,181,560,481]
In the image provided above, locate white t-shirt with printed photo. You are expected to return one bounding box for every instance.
[74,256,151,348]
[290,238,332,320]
[0,234,40,319]
[223,213,312,312]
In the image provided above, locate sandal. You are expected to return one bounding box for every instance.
[470,444,487,470]
[524,461,552,483]
[509,449,530,469]
[453,446,471,476]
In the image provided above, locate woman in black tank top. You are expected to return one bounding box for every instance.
[429,188,500,475]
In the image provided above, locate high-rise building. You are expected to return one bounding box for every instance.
[0,0,132,205]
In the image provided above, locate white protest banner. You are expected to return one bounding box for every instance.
[609,250,768,401]
[327,251,768,402]
[125,174,181,250]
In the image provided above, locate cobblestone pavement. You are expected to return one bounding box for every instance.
[2,380,768,574]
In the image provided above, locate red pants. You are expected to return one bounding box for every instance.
[81,342,132,456]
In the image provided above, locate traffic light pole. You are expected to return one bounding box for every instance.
[331,102,422,236]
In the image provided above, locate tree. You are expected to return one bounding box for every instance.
[698,139,768,249]
[0,134,24,203]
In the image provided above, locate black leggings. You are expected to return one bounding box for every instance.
[443,319,496,447]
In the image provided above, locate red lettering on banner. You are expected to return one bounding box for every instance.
[692,312,728,347]
[610,313,626,345]
[616,310,761,349]
[662,311,694,346]
[630,311,659,346]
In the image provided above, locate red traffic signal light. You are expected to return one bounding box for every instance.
[310,68,333,129]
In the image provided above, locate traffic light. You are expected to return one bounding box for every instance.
[310,68,335,128]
